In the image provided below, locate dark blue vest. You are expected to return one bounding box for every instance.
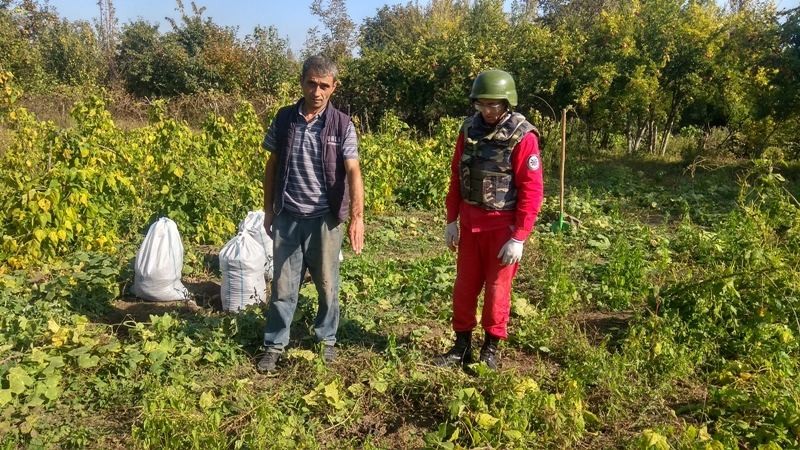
[272,99,351,224]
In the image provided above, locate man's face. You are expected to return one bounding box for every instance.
[474,99,507,125]
[301,72,337,111]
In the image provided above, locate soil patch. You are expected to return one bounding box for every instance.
[574,311,633,349]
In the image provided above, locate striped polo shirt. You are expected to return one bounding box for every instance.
[263,104,358,217]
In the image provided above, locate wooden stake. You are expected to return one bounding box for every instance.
[560,108,567,219]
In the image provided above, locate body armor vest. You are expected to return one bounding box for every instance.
[459,112,538,211]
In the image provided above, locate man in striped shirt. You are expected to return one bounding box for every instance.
[257,55,364,373]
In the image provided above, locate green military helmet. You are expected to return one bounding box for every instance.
[470,69,518,107]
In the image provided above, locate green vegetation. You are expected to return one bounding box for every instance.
[1,71,800,448]
[2,0,800,447]
[2,0,800,156]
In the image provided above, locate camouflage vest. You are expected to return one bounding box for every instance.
[459,112,538,211]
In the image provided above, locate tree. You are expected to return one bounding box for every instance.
[303,0,355,64]
[766,6,800,121]
[0,6,47,88]
[96,0,118,82]
[15,0,58,40]
[342,0,513,128]
[359,3,423,52]
[117,1,248,96]
[562,0,737,155]
[96,0,117,60]
[1,1,103,89]
[117,18,206,97]
[704,2,781,156]
[243,26,298,96]
[39,18,103,86]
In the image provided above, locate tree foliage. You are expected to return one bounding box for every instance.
[304,0,356,65]
[0,0,798,157]
[342,0,514,127]
[338,0,798,157]
[116,1,297,97]
[0,1,103,89]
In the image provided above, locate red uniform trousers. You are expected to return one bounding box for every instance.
[452,225,518,339]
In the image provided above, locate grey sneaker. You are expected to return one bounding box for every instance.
[323,345,336,364]
[257,351,280,373]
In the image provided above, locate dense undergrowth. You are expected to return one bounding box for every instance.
[1,72,800,448]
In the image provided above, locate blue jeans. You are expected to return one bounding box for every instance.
[263,212,344,352]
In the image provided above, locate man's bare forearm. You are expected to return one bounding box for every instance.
[347,163,364,220]
[344,159,364,254]
[263,154,277,237]
[263,154,277,215]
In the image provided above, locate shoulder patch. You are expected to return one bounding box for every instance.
[527,155,540,171]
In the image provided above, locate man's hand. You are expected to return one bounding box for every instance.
[349,216,364,254]
[497,239,524,265]
[445,221,459,251]
[263,213,274,239]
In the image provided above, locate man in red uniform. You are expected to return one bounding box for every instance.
[436,69,544,370]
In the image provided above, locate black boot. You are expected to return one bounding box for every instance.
[435,331,473,367]
[479,331,500,370]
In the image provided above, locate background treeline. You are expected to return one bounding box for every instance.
[1,0,799,158]
[0,0,296,97]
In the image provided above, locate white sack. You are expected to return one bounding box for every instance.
[132,217,188,301]
[220,232,267,312]
[237,210,274,280]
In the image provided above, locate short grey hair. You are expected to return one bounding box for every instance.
[302,55,338,81]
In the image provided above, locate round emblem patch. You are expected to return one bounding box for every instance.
[527,155,540,171]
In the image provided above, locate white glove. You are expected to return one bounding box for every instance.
[497,239,524,265]
[445,221,459,250]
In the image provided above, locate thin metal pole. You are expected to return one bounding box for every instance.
[560,108,567,219]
